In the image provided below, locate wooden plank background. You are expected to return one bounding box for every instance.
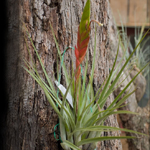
[110,0,150,27]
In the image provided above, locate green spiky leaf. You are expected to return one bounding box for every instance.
[80,0,90,34]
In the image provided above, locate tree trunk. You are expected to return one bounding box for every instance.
[4,0,122,149]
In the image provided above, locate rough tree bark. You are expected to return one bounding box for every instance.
[4,0,122,150]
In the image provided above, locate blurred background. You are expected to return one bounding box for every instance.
[109,1,150,149]
[110,0,150,27]
[110,0,150,108]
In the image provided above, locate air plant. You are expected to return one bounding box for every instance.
[119,24,150,77]
[129,26,150,77]
[118,24,150,105]
[23,0,149,149]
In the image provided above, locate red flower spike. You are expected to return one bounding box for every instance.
[75,26,90,82]
[74,0,103,114]
[74,0,103,82]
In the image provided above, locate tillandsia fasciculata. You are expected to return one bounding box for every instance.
[23,0,149,149]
